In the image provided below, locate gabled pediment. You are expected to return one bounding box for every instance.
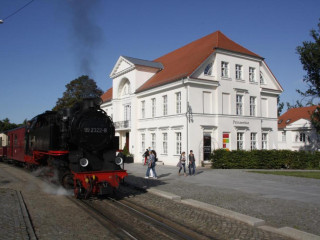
[110,56,163,79]
[110,56,135,79]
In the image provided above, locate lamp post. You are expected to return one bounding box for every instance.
[0,20,3,24]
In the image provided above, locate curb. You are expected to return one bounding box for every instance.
[146,187,320,240]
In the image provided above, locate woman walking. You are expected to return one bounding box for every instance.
[178,151,187,176]
[145,150,157,179]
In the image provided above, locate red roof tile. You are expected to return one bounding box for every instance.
[101,87,112,103]
[137,31,262,92]
[278,105,319,129]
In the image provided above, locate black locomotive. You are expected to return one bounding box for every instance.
[7,98,127,198]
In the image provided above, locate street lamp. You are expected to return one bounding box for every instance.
[0,20,3,24]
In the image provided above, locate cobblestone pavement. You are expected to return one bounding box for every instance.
[124,163,320,237]
[120,185,291,240]
[0,188,30,239]
[0,163,119,240]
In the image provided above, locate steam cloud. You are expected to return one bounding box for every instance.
[67,0,104,76]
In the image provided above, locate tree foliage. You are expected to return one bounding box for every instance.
[297,19,320,133]
[53,75,103,111]
[296,19,320,99]
[0,118,19,132]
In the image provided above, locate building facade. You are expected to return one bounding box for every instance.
[101,31,283,166]
[278,106,320,151]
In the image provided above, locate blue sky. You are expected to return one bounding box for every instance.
[0,0,319,124]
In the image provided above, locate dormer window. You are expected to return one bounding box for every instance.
[260,71,266,84]
[204,63,213,76]
[286,119,291,124]
[278,120,283,124]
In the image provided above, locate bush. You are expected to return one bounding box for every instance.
[211,149,320,169]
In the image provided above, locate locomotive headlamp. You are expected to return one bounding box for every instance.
[115,157,123,165]
[79,158,89,167]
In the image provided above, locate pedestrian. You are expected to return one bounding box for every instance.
[143,149,149,165]
[178,151,187,176]
[145,150,157,179]
[188,150,196,176]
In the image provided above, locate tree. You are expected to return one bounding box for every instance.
[296,19,320,100]
[0,118,19,132]
[277,96,284,116]
[296,19,320,133]
[53,75,103,111]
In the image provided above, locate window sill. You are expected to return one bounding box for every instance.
[236,79,245,83]
[249,81,258,85]
[221,77,232,81]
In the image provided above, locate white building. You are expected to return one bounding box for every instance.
[278,106,320,151]
[101,31,283,166]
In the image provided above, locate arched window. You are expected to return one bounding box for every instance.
[118,78,131,98]
[204,63,213,76]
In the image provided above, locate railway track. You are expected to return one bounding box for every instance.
[68,195,212,240]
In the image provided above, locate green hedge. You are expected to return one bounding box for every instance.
[211,149,320,169]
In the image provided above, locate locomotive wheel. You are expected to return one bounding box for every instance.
[60,171,74,190]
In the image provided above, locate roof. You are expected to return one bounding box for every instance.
[136,30,262,92]
[101,87,112,103]
[122,56,163,69]
[278,105,319,129]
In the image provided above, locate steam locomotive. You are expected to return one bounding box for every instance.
[0,98,127,198]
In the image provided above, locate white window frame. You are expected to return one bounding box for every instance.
[251,133,257,150]
[235,64,242,80]
[249,67,256,82]
[176,92,181,114]
[221,61,229,78]
[236,94,243,116]
[282,131,286,142]
[151,133,156,150]
[176,132,182,154]
[250,96,256,116]
[163,95,168,116]
[204,62,213,76]
[262,133,268,149]
[162,133,168,154]
[152,98,156,118]
[237,132,244,150]
[141,100,145,119]
[260,71,265,84]
[141,133,145,152]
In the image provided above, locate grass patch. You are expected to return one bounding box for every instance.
[248,171,320,179]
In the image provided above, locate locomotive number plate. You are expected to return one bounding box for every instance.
[83,128,108,133]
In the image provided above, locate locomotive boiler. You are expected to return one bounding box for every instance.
[5,98,127,198]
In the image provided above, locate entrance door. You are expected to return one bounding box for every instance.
[203,134,211,160]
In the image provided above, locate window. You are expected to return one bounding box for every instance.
[250,96,256,116]
[163,95,168,116]
[221,61,229,77]
[176,92,181,114]
[282,131,286,142]
[151,133,156,150]
[249,67,256,82]
[237,132,244,150]
[236,95,243,115]
[260,71,265,84]
[141,101,145,118]
[141,134,145,151]
[162,133,168,154]
[262,133,268,149]
[14,134,18,146]
[204,63,213,75]
[152,98,156,118]
[251,133,257,150]
[176,132,182,154]
[299,132,306,142]
[124,104,131,121]
[235,64,242,80]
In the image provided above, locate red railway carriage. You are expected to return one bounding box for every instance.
[7,127,26,162]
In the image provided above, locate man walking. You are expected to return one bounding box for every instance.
[188,150,196,176]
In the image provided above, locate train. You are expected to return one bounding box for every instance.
[0,98,128,198]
